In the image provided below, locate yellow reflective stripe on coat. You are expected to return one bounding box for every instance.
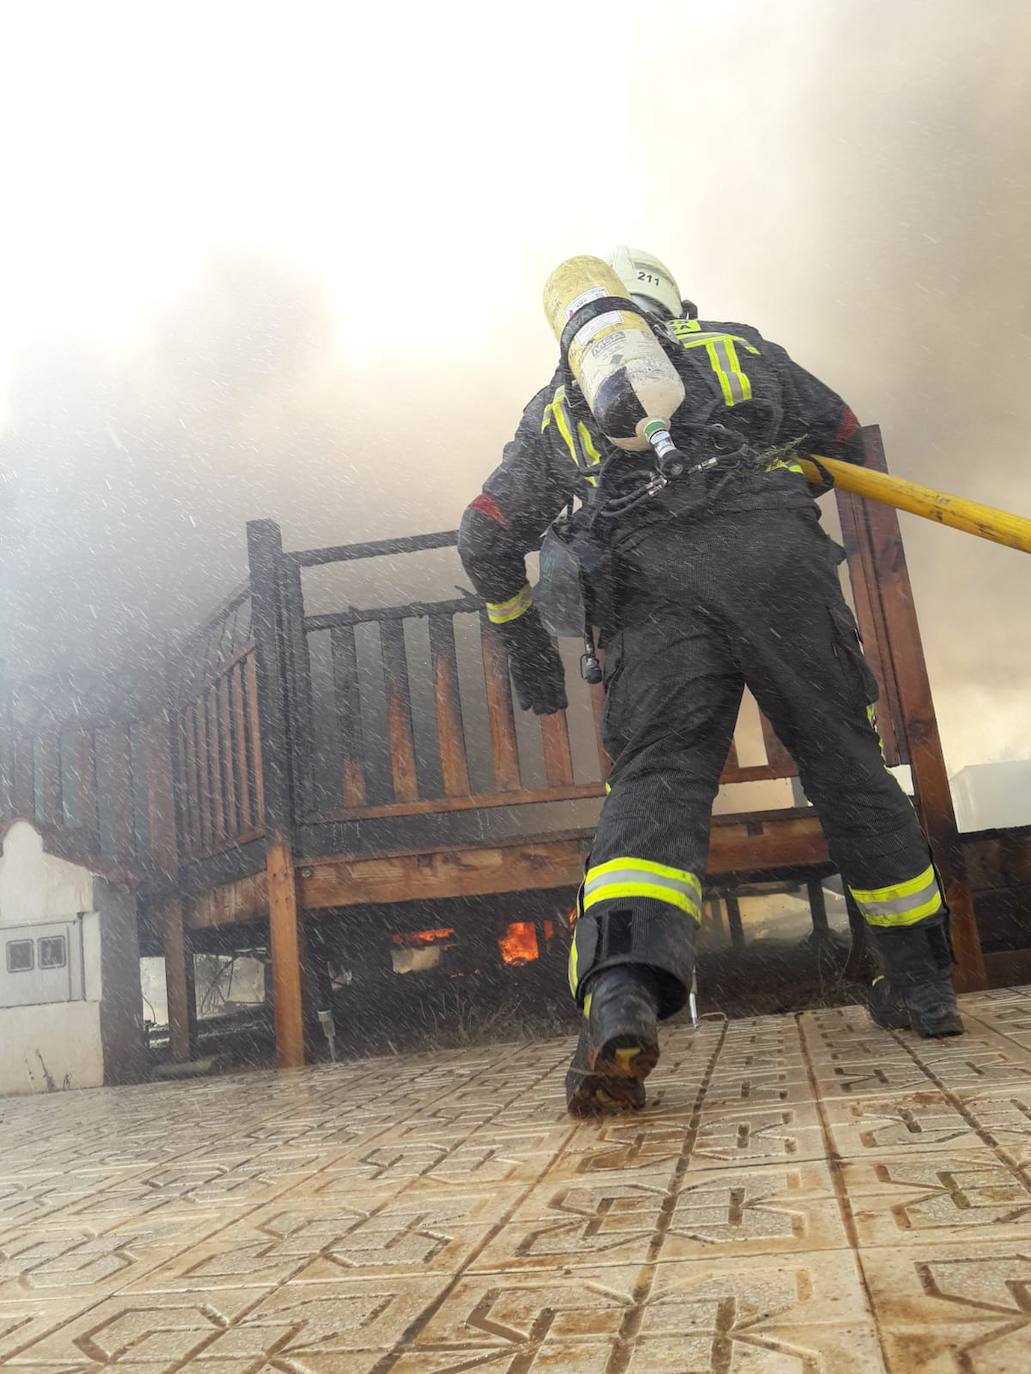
[583,857,702,922]
[486,583,533,625]
[849,864,944,927]
[666,325,758,408]
[765,455,805,475]
[542,385,600,486]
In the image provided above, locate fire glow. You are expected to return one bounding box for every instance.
[498,921,539,966]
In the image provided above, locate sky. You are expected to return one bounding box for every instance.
[1,0,1030,781]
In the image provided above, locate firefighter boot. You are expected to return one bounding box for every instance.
[866,919,964,1038]
[565,966,660,1117]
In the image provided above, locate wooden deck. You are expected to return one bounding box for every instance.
[1,426,1005,1069]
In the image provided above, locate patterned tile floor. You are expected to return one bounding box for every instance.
[1,986,1031,1371]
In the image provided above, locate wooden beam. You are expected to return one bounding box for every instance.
[143,702,179,879]
[231,659,256,833]
[298,812,830,913]
[859,428,986,991]
[186,871,269,930]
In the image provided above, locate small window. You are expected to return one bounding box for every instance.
[6,940,34,973]
[38,936,67,970]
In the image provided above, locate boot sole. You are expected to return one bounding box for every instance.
[565,1068,646,1117]
[590,1035,660,1083]
[911,1014,965,1038]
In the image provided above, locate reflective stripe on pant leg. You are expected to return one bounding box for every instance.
[584,857,702,922]
[849,863,944,928]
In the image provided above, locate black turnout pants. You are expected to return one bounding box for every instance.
[572,507,942,1016]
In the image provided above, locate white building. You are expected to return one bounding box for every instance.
[0,819,144,1096]
[951,760,1031,834]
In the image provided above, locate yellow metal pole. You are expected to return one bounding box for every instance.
[800,454,1031,555]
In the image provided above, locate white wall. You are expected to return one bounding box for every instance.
[0,1000,104,1095]
[0,821,105,1095]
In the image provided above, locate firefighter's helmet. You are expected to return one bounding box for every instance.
[607,245,682,319]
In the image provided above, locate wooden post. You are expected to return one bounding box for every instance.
[859,428,986,991]
[725,893,746,949]
[162,896,196,1063]
[806,877,830,939]
[247,519,306,1068]
[142,674,193,1060]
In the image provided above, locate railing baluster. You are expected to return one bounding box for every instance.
[231,660,254,833]
[37,731,62,829]
[206,685,226,846]
[109,725,134,863]
[13,734,35,819]
[379,620,419,804]
[218,673,239,837]
[246,651,266,830]
[540,712,574,787]
[330,625,367,809]
[480,614,521,792]
[429,614,470,798]
[759,712,796,776]
[193,700,212,853]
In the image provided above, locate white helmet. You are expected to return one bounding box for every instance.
[607,245,682,319]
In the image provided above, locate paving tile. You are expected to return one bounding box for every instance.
[860,1240,1031,1373]
[3,1285,276,1366]
[685,1104,829,1171]
[0,1298,107,1364]
[0,1208,228,1299]
[821,1092,988,1158]
[2,986,1031,1370]
[839,1150,1031,1247]
[952,1083,1031,1168]
[414,1263,642,1344]
[390,1344,617,1372]
[658,1161,850,1261]
[546,1119,687,1183]
[639,1250,885,1370]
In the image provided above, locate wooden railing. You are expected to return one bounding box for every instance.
[0,710,149,877]
[290,535,810,828]
[167,583,266,862]
[172,645,265,859]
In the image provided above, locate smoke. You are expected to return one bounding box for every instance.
[2,0,1030,778]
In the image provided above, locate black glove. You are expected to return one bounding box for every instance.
[496,607,568,715]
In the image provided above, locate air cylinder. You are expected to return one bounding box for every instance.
[543,255,685,453]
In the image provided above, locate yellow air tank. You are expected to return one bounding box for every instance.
[543,255,685,458]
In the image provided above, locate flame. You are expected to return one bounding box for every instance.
[389,927,455,947]
[498,921,539,966]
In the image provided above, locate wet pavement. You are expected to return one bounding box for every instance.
[1,986,1030,1371]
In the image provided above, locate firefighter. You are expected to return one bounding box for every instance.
[458,246,963,1116]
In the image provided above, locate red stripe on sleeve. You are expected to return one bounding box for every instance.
[468,493,510,528]
[835,405,859,442]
